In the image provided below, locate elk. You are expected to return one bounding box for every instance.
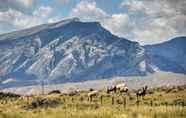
[136,86,148,99]
[119,86,128,93]
[107,83,129,94]
[88,89,98,102]
[107,85,117,93]
[116,83,128,94]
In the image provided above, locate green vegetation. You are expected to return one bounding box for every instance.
[0,85,186,118]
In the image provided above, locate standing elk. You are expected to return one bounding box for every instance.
[107,83,129,94]
[119,86,129,93]
[136,86,148,99]
[88,89,98,102]
[116,83,128,94]
[107,85,117,93]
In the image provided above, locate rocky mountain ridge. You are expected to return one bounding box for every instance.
[0,18,185,87]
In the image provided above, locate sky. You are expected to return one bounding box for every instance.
[0,0,185,45]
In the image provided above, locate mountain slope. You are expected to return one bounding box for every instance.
[144,36,186,74]
[0,18,152,85]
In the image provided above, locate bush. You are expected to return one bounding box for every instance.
[48,90,61,95]
[25,98,60,109]
[0,92,20,99]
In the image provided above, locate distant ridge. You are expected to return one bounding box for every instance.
[144,36,186,74]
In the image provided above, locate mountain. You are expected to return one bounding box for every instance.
[0,18,153,86]
[144,36,186,74]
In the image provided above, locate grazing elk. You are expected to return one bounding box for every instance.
[107,83,129,94]
[107,85,117,93]
[119,86,128,93]
[136,86,148,99]
[116,83,129,94]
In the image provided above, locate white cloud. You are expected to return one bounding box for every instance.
[69,0,186,44]
[70,1,108,21]
[70,1,132,38]
[48,17,61,23]
[120,0,186,44]
[133,23,178,44]
[0,9,23,25]
[0,8,42,29]
[33,6,53,18]
[0,0,185,45]
[0,6,54,33]
[102,14,131,38]
[121,0,177,17]
[121,0,145,12]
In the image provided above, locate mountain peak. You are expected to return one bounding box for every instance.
[52,17,80,27]
[0,17,103,42]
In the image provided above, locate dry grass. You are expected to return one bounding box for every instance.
[0,85,186,118]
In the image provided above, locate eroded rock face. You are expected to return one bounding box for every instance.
[0,18,153,86]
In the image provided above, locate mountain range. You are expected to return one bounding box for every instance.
[0,18,185,87]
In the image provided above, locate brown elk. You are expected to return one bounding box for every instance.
[119,86,128,93]
[107,85,117,93]
[136,86,148,99]
[107,83,129,94]
[88,90,98,102]
[116,83,128,94]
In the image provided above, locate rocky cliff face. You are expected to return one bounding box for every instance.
[0,18,152,85]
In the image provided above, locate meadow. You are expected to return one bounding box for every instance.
[0,85,186,118]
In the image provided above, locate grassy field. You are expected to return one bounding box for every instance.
[0,85,186,118]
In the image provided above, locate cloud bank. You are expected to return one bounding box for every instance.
[0,0,53,34]
[68,0,186,44]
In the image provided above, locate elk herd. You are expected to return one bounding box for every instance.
[87,82,148,102]
[0,82,148,104]
[106,83,128,94]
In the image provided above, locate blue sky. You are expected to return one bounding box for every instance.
[0,0,185,45]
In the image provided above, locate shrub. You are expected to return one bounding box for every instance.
[48,90,61,95]
[0,92,20,99]
[25,98,60,109]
